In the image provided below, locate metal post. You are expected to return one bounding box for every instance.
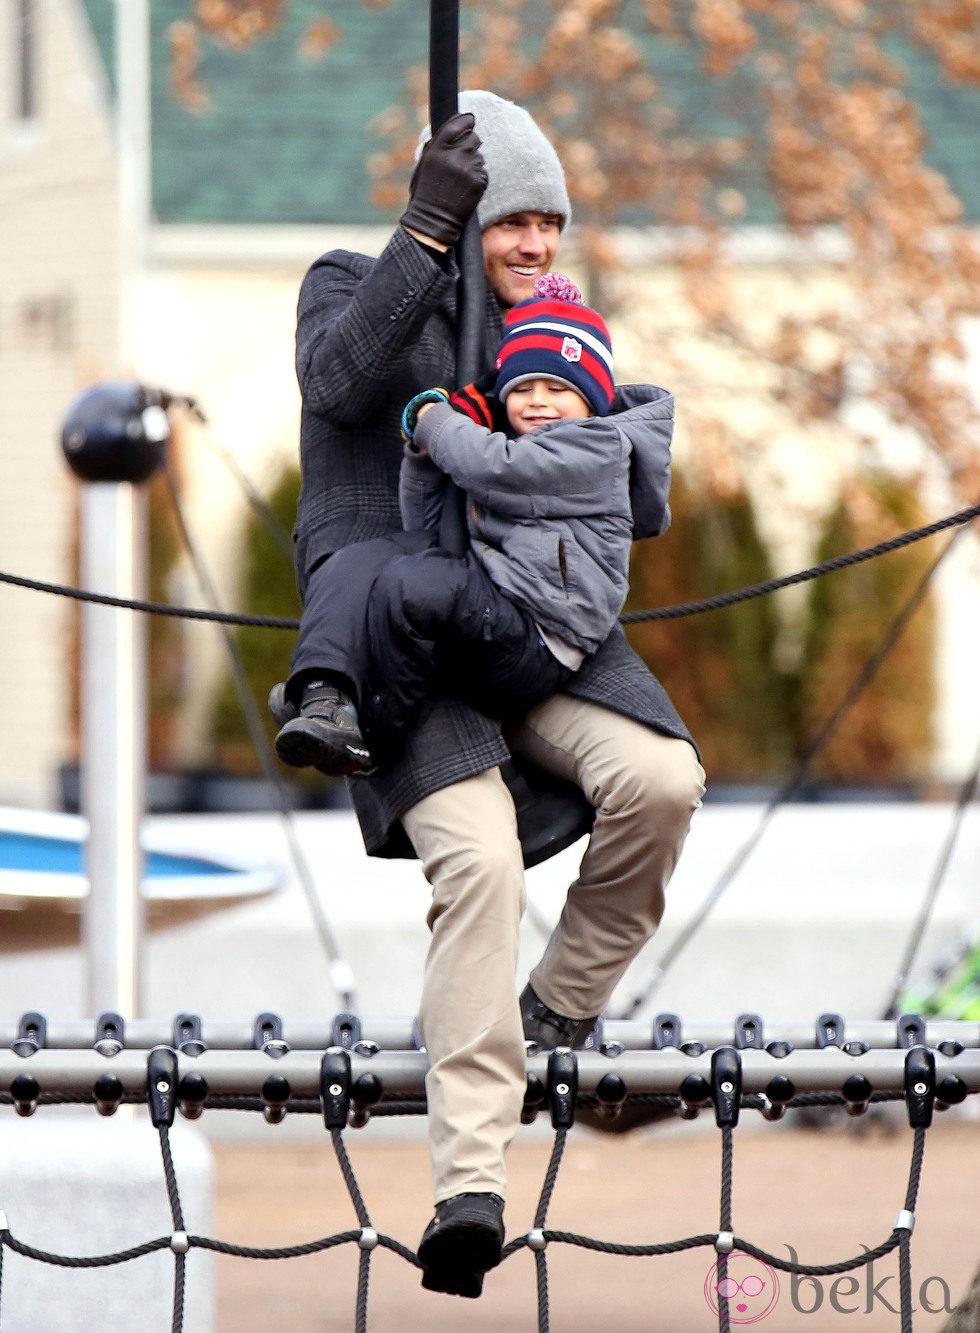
[81,484,147,1018]
[80,0,152,1017]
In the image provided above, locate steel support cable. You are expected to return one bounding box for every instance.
[330,1128,373,1333]
[614,519,972,1019]
[621,502,980,624]
[158,1126,187,1333]
[159,462,356,1011]
[533,1129,567,1333]
[880,735,980,1021]
[1,504,975,630]
[193,421,296,565]
[717,1126,734,1333]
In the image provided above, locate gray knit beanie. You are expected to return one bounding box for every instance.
[416,89,571,232]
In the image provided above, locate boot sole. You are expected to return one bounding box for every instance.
[274,720,372,776]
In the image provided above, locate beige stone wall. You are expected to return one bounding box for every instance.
[0,0,120,807]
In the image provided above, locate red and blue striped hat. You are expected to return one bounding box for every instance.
[494,273,614,417]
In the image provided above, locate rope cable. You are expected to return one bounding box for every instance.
[613,520,971,1018]
[1,504,975,630]
[196,426,296,564]
[880,735,980,1020]
[160,462,357,1010]
[621,503,980,624]
[159,1125,187,1333]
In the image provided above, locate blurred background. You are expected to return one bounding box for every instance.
[1,7,978,1328]
[0,0,978,815]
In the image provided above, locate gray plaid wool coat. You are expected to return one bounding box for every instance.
[293,227,695,859]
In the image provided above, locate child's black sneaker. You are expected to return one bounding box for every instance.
[274,683,374,776]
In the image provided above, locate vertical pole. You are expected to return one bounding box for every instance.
[81,0,152,1018]
[81,485,147,1018]
[428,0,485,550]
[428,0,459,132]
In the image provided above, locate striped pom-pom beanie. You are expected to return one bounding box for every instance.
[494,274,614,417]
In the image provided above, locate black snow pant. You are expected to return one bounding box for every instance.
[288,533,573,766]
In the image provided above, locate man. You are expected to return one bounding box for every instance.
[278,91,705,1298]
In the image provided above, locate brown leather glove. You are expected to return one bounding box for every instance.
[400,112,488,248]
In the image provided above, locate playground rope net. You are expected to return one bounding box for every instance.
[1,1013,977,1332]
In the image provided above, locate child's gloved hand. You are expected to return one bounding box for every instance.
[401,388,449,444]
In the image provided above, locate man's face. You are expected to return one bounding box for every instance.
[482,212,561,308]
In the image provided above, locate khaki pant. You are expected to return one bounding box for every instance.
[401,696,705,1204]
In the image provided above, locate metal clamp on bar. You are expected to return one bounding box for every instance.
[331,1012,362,1050]
[593,1073,627,1122]
[172,1014,206,1057]
[93,1073,125,1117]
[147,1046,179,1128]
[320,1047,352,1130]
[12,1012,47,1058]
[177,1073,209,1120]
[261,1074,291,1125]
[710,1047,742,1128]
[816,1013,845,1048]
[547,1049,578,1129]
[349,1073,383,1129]
[935,1075,968,1111]
[95,1012,125,1056]
[898,1014,927,1049]
[678,1073,711,1121]
[652,1013,682,1049]
[10,1073,40,1117]
[521,1073,546,1125]
[735,1014,764,1049]
[904,1046,935,1128]
[842,1074,873,1118]
[253,1012,289,1058]
[762,1075,796,1121]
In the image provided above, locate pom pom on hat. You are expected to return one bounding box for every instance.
[531,273,583,303]
[494,273,614,416]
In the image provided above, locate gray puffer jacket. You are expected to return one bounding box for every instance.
[402,384,674,654]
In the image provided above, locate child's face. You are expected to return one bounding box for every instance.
[505,379,592,433]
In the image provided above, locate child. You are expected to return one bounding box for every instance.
[274,273,673,775]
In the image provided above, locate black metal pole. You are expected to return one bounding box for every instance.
[428,0,459,132]
[429,0,485,548]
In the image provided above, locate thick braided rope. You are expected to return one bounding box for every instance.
[621,502,980,624]
[158,1127,187,1333]
[717,1126,734,1333]
[329,1127,373,1332]
[533,1128,567,1333]
[0,1232,171,1267]
[1,504,975,629]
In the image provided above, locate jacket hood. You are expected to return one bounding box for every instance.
[610,384,674,540]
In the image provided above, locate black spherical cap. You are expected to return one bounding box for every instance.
[61,382,168,484]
